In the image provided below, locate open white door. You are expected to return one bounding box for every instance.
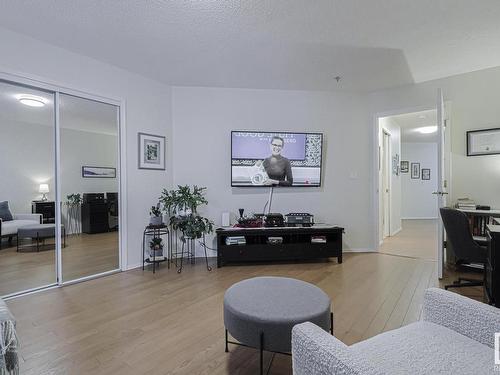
[435,89,448,279]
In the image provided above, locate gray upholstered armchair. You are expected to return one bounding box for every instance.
[292,288,500,374]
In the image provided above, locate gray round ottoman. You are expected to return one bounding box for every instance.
[224,276,332,364]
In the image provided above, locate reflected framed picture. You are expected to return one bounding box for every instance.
[411,162,420,179]
[400,160,409,173]
[138,132,166,170]
[82,166,116,178]
[422,168,430,180]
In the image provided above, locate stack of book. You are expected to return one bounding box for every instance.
[456,198,476,210]
[225,236,246,245]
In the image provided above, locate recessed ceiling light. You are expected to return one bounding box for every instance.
[418,115,426,119]
[16,94,47,107]
[415,126,437,134]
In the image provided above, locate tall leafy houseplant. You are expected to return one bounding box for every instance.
[159,185,213,241]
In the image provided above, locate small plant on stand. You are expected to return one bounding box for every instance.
[150,203,163,226]
[149,237,164,260]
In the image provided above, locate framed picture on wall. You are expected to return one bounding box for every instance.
[421,168,430,180]
[400,161,409,173]
[392,154,400,175]
[411,162,420,179]
[138,132,166,170]
[82,166,116,178]
[466,127,500,156]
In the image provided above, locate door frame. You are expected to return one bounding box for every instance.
[0,70,127,297]
[372,104,436,252]
[381,129,391,239]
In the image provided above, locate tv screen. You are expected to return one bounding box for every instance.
[231,131,323,187]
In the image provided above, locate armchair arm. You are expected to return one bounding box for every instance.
[422,287,500,348]
[13,213,42,223]
[292,322,381,375]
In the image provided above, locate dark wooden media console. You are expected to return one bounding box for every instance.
[216,225,343,268]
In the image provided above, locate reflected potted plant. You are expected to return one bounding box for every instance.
[149,237,164,259]
[150,203,163,226]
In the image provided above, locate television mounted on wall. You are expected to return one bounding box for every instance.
[231,131,323,187]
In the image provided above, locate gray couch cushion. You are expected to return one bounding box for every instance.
[350,321,495,374]
[224,276,331,353]
[0,201,13,222]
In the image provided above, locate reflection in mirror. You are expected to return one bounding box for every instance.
[60,94,119,282]
[0,81,56,296]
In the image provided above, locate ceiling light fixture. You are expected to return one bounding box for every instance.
[418,115,427,119]
[415,126,437,134]
[17,94,47,107]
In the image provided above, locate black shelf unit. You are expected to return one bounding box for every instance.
[486,225,500,305]
[216,226,343,268]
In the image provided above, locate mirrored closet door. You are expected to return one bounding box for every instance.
[59,94,120,282]
[0,81,57,296]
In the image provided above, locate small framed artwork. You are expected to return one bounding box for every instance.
[138,132,166,170]
[411,162,420,179]
[400,161,409,173]
[392,154,400,175]
[466,127,500,156]
[421,168,430,180]
[82,166,116,178]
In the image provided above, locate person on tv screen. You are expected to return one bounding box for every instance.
[262,136,293,186]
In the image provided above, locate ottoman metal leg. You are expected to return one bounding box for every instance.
[225,329,229,352]
[330,312,334,335]
[260,331,264,375]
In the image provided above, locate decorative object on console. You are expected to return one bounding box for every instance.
[400,160,409,173]
[264,213,284,227]
[150,203,163,226]
[138,132,166,170]
[285,213,314,227]
[82,166,116,178]
[38,183,49,201]
[411,162,420,179]
[421,168,430,180]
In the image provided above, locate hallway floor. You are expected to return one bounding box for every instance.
[379,219,438,261]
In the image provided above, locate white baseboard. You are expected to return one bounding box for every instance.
[401,217,438,220]
[390,227,402,236]
[125,263,142,271]
[343,248,375,253]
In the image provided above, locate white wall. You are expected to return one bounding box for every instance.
[369,65,500,211]
[378,117,402,240]
[0,120,117,214]
[401,142,438,219]
[172,86,372,254]
[0,27,173,268]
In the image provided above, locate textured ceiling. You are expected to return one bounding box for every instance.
[1,1,500,92]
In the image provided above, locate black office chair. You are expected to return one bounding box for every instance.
[440,207,487,290]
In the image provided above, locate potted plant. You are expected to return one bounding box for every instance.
[149,237,164,259]
[150,203,163,226]
[161,185,214,242]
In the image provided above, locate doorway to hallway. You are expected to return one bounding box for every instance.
[379,219,437,261]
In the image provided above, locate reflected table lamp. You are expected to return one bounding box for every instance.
[39,184,49,201]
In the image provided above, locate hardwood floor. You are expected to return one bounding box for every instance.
[0,232,119,296]
[379,219,438,261]
[5,252,484,375]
